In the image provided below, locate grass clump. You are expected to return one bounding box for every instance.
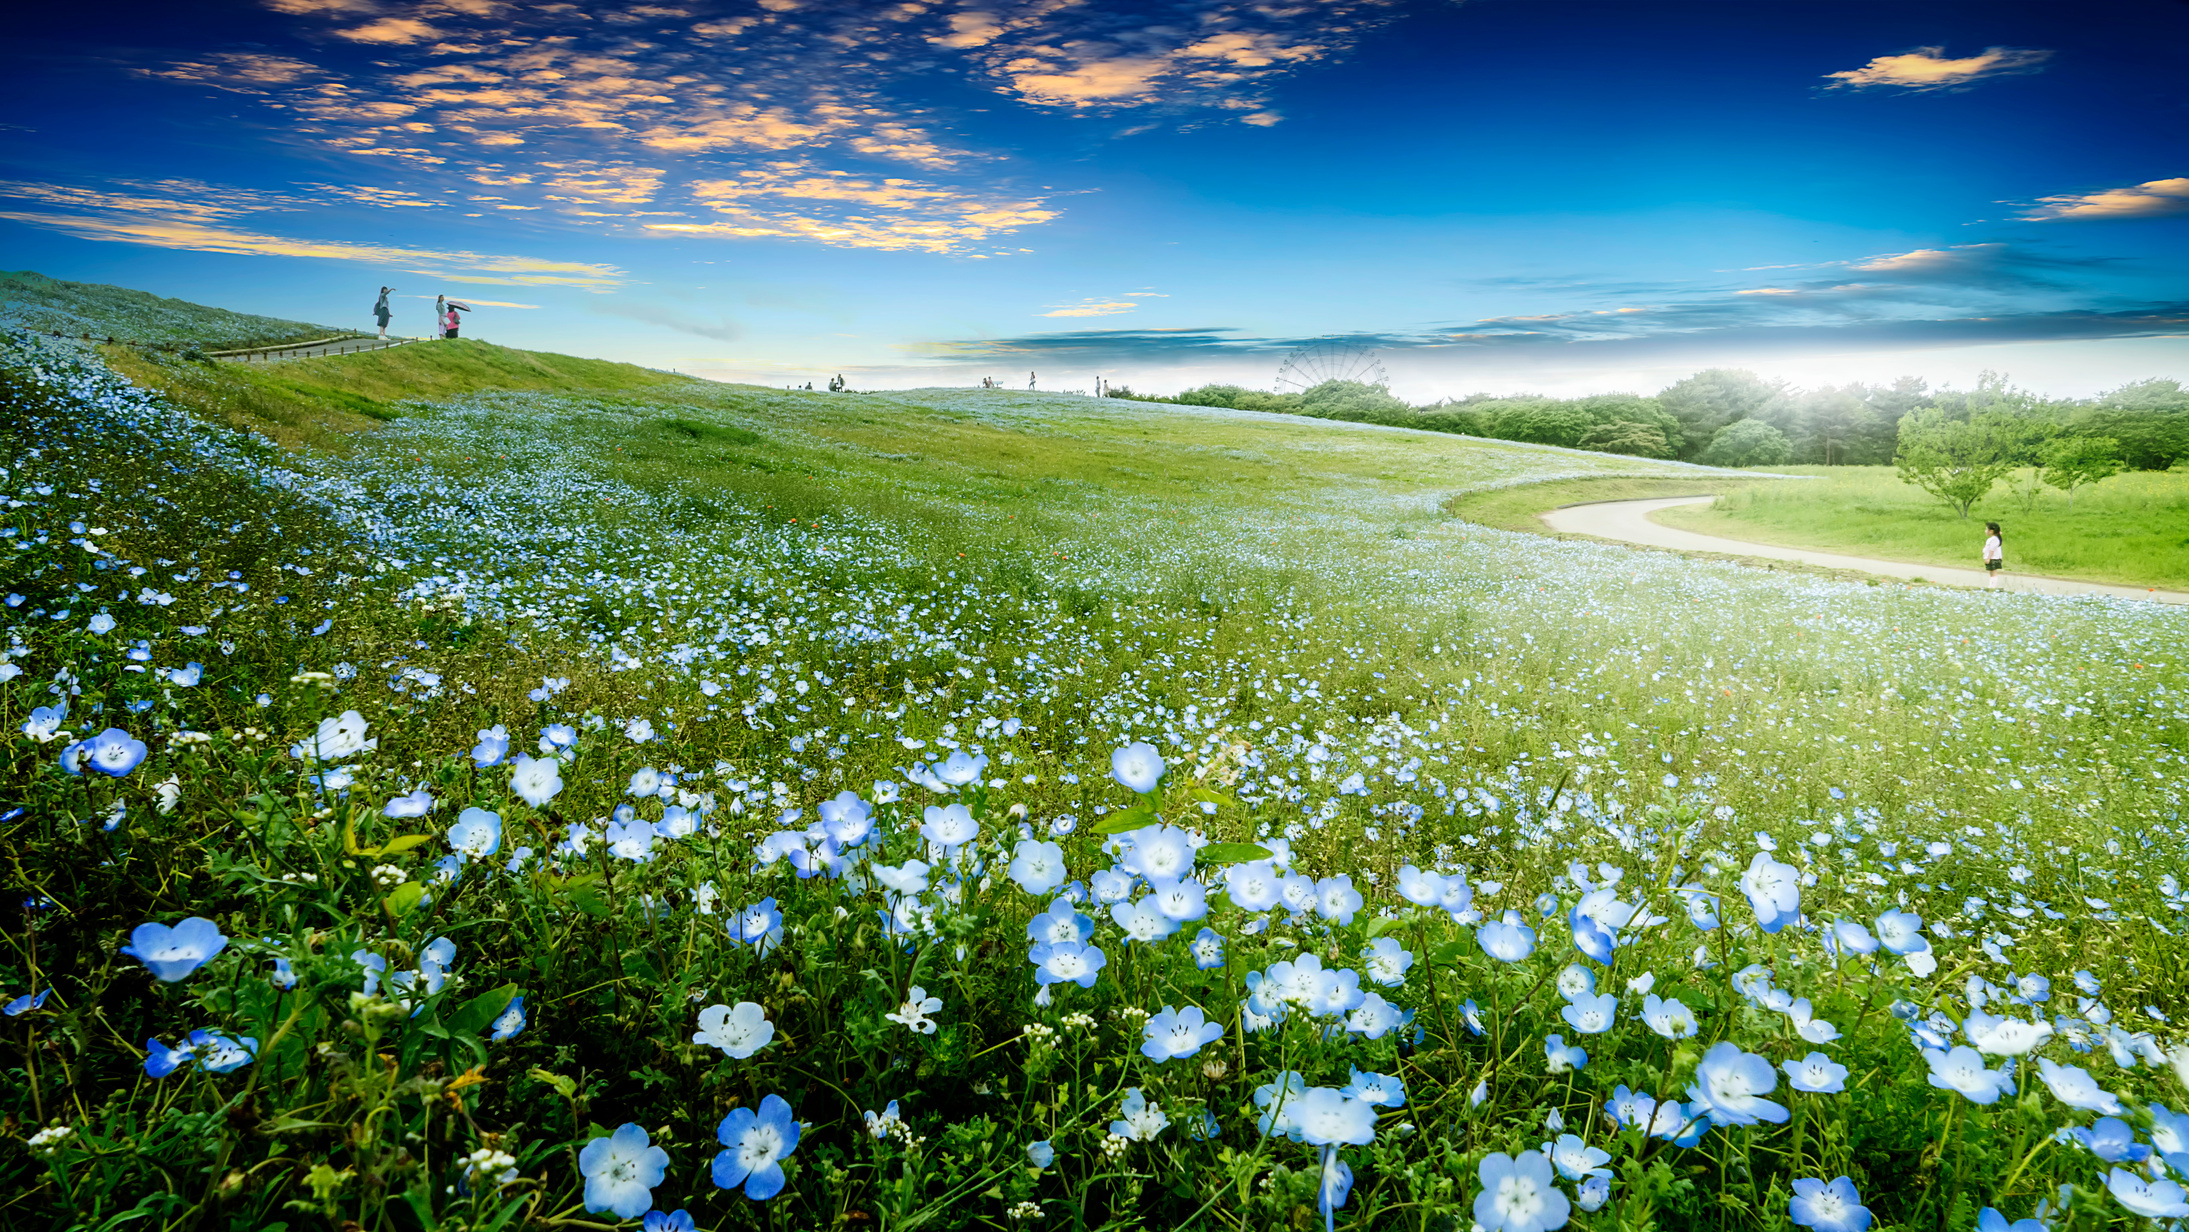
[0,270,334,349]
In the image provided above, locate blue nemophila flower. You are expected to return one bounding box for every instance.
[2036,1057,2122,1114]
[2152,1103,2189,1166]
[1027,897,1094,946]
[1111,896,1179,943]
[579,1123,669,1219]
[470,726,509,768]
[1120,824,1195,881]
[1027,1140,1054,1167]
[1110,742,1165,793]
[1548,1133,1611,1182]
[935,749,988,786]
[1790,1176,1872,1232]
[864,1100,903,1139]
[693,1001,774,1058]
[509,754,564,807]
[1359,937,1413,988]
[818,791,874,846]
[641,1211,695,1232]
[1924,1046,2013,1104]
[145,1029,256,1077]
[1874,909,1928,955]
[1110,1088,1171,1141]
[489,995,527,1042]
[1478,911,1537,963]
[885,986,942,1034]
[1545,1034,1587,1072]
[1191,926,1226,970]
[920,803,978,850]
[1347,992,1411,1038]
[166,662,202,687]
[1561,991,1616,1035]
[1224,861,1282,911]
[22,704,70,743]
[121,917,228,981]
[1784,1051,1849,1093]
[1316,875,1364,924]
[447,807,502,858]
[1739,852,1801,934]
[1008,839,1067,895]
[74,728,148,778]
[5,989,53,1015]
[714,1094,800,1201]
[384,788,434,819]
[1255,1071,1309,1139]
[88,612,116,634]
[145,1035,196,1077]
[1149,878,1207,922]
[2108,1169,2189,1218]
[2072,1117,2150,1164]
[1689,1041,1788,1126]
[539,723,576,752]
[1141,1005,1224,1062]
[1029,939,1107,990]
[1474,1150,1569,1232]
[733,897,784,953]
[1342,1068,1406,1108]
[1976,1208,2049,1232]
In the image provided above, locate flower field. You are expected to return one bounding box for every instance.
[4,326,2188,1232]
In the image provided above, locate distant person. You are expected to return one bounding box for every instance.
[443,300,470,340]
[1982,521,2005,589]
[1028,370,1036,390]
[373,286,394,338]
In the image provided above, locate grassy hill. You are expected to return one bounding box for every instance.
[3,291,2186,1231]
[0,269,335,349]
[103,335,703,447]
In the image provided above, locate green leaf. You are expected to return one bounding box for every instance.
[568,881,611,917]
[1090,800,1158,835]
[375,834,434,856]
[447,983,521,1035]
[1196,842,1272,865]
[1188,786,1240,810]
[383,881,426,916]
[1430,939,1472,967]
[1364,912,1412,940]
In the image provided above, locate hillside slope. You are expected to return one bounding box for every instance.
[0,269,335,348]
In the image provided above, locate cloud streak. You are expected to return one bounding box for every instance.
[1823,45,2051,92]
[2020,177,2189,221]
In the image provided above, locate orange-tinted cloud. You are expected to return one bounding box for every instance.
[2021,177,2189,221]
[1823,46,2050,92]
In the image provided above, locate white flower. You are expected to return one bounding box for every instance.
[693,1001,775,1058]
[292,710,375,762]
[886,986,943,1034]
[509,754,564,807]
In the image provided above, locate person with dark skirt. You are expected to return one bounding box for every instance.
[374,286,394,338]
[1982,522,2005,590]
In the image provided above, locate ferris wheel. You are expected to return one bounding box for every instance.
[1274,337,1387,393]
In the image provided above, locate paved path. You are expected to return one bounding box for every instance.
[212,336,415,363]
[1542,495,2189,604]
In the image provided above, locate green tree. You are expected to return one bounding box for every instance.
[2040,435,2126,506]
[2073,378,2189,471]
[1299,379,1410,421]
[1575,420,1674,458]
[1697,418,1792,467]
[1893,409,2022,517]
[1656,368,1789,458]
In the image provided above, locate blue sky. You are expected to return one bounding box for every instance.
[4,0,2185,398]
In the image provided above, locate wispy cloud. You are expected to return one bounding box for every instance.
[1038,289,1168,318]
[650,160,1058,256]
[2019,177,2189,221]
[1823,46,2051,93]
[0,179,625,287]
[590,300,742,341]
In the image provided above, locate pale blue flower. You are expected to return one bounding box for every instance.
[447,807,502,858]
[579,1123,668,1218]
[1688,1041,1788,1126]
[1477,911,1537,963]
[384,788,434,819]
[80,728,148,777]
[489,995,527,1042]
[1141,1005,1224,1062]
[1783,1052,1849,1093]
[1027,1140,1054,1167]
[1474,1150,1569,1232]
[713,1097,800,1199]
[1789,1176,1872,1232]
[1110,742,1164,793]
[1739,852,1801,934]
[1191,926,1225,970]
[1028,940,1106,989]
[120,917,228,981]
[1008,839,1067,895]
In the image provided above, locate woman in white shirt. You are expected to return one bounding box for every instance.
[1982,522,2004,589]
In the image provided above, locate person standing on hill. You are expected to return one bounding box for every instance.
[373,286,394,338]
[1982,522,2005,590]
[434,294,447,338]
[442,299,470,340]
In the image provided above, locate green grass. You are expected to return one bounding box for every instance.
[102,337,702,447]
[1655,464,2189,590]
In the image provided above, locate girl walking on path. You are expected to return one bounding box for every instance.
[374,286,394,338]
[1983,521,2005,589]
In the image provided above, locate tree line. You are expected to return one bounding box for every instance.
[1108,370,2188,480]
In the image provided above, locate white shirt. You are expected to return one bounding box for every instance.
[1983,535,2002,562]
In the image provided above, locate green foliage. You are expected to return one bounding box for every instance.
[1893,410,2024,517]
[1656,369,1789,457]
[1697,418,1793,468]
[2040,435,2126,505]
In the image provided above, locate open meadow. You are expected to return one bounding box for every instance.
[1657,468,2189,593]
[4,322,2188,1232]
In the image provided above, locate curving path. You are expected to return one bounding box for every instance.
[212,335,415,364]
[1542,495,2189,604]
